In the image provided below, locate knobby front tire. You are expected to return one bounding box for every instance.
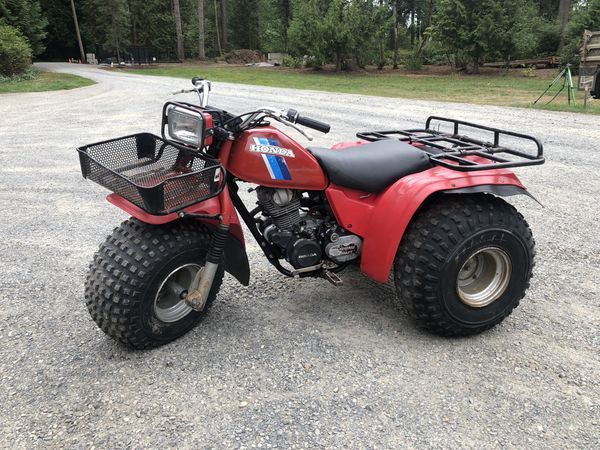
[84,218,224,349]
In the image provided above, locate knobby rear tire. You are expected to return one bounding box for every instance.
[84,218,224,349]
[394,194,535,336]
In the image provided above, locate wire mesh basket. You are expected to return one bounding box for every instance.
[77,133,223,214]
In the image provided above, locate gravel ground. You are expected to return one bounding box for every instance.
[0,63,598,449]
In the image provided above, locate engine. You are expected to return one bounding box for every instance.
[256,187,362,270]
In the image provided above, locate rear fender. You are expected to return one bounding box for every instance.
[106,194,250,286]
[326,166,530,283]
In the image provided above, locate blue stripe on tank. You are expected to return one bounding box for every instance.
[266,154,284,179]
[275,156,292,180]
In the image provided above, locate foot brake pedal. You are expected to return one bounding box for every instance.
[321,270,343,287]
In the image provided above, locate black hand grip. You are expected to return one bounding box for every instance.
[296,115,330,133]
[286,109,330,133]
[191,76,204,85]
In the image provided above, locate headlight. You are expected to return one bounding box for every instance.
[167,106,205,148]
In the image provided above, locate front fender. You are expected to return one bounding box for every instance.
[106,194,250,286]
[326,166,530,283]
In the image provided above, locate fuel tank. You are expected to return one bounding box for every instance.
[226,126,328,190]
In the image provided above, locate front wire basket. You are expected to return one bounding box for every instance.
[77,133,224,214]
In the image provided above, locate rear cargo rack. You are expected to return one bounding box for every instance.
[356,116,545,171]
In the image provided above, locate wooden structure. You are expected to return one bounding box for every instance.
[579,30,600,91]
[483,56,559,69]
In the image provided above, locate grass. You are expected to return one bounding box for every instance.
[125,64,600,115]
[0,70,95,94]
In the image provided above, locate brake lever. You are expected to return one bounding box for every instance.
[260,109,314,141]
[171,88,194,95]
[279,118,314,141]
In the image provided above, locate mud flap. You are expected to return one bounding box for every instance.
[224,233,250,286]
[442,184,543,207]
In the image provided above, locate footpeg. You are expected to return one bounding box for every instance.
[321,270,343,287]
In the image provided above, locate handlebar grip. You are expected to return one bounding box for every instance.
[286,109,330,133]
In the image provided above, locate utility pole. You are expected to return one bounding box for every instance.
[70,0,86,63]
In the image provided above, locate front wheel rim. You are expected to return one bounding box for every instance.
[456,247,512,308]
[153,263,201,323]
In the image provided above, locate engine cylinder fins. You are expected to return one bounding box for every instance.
[257,187,302,230]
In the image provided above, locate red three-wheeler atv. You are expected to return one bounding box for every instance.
[78,78,544,349]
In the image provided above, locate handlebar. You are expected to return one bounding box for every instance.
[285,109,330,134]
[170,77,331,139]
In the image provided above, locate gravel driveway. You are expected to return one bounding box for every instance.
[0,63,598,449]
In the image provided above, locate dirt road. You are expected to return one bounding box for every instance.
[0,63,598,448]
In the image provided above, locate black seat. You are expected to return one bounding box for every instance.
[308,139,432,193]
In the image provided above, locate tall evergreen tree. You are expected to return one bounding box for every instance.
[558,0,572,50]
[221,0,228,51]
[173,0,185,60]
[429,0,539,72]
[0,0,48,55]
[197,0,205,58]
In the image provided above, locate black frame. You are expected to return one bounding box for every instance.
[227,177,318,278]
[357,116,545,171]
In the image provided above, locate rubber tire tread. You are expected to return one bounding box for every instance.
[84,218,224,349]
[394,194,535,336]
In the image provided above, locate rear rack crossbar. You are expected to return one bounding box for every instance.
[356,116,545,172]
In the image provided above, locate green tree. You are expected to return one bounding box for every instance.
[429,0,542,72]
[288,0,347,70]
[128,0,176,59]
[346,0,388,68]
[39,0,78,60]
[228,0,259,49]
[0,0,47,55]
[0,24,32,75]
[84,0,130,62]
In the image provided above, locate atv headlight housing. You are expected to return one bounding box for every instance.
[165,105,207,149]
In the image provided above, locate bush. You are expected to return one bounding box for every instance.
[0,66,39,83]
[403,49,423,71]
[0,25,32,77]
[559,38,581,70]
[304,55,324,70]
[282,55,302,68]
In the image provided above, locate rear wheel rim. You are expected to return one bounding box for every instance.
[153,263,200,323]
[456,247,512,308]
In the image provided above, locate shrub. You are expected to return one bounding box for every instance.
[0,25,32,77]
[304,55,324,70]
[0,66,38,83]
[282,55,302,68]
[403,49,423,71]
